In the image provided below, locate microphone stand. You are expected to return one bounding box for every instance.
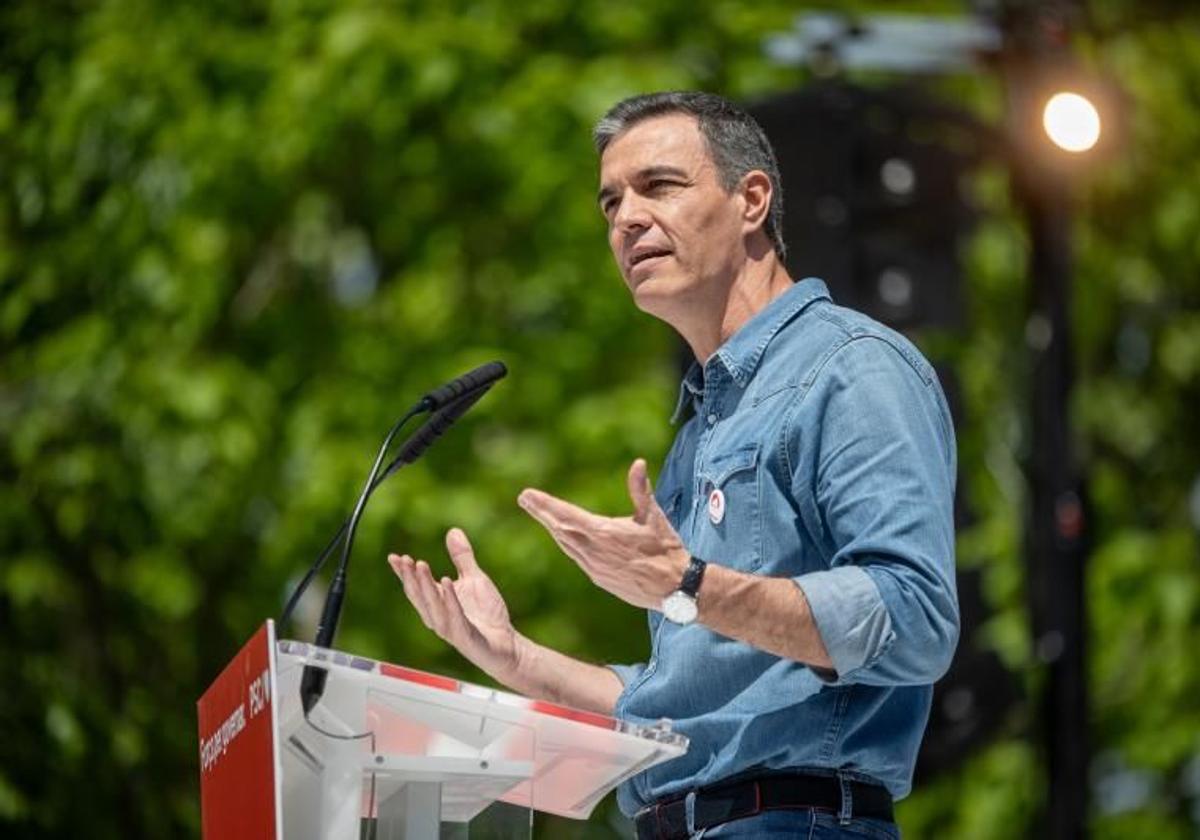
[278,404,424,629]
[298,403,425,714]
[279,361,508,629]
[296,371,505,714]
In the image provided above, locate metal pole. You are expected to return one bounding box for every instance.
[1021,166,1088,840]
[1001,2,1090,829]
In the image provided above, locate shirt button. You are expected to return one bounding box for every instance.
[706,413,718,425]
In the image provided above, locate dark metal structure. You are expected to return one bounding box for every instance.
[1001,3,1093,836]
[754,3,1098,835]
[749,81,1020,783]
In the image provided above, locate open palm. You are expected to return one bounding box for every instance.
[388,528,519,682]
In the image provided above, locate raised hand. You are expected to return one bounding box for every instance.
[388,528,521,682]
[517,458,689,609]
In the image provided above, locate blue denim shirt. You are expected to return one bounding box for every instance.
[609,278,959,816]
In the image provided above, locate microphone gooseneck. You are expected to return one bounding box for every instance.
[278,404,423,629]
[297,361,508,715]
[280,361,508,629]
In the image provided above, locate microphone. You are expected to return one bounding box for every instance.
[297,362,507,714]
[420,360,507,411]
[279,362,508,629]
[377,381,499,483]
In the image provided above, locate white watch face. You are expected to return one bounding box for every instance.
[662,590,698,625]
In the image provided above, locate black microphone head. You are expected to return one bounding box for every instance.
[422,361,507,411]
[380,382,496,482]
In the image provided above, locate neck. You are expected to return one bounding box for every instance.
[681,250,794,363]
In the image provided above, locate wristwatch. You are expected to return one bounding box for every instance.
[661,556,707,625]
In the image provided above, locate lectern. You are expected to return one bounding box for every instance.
[198,622,687,838]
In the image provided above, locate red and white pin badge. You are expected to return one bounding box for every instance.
[708,488,726,525]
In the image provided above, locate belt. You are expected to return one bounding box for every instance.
[633,772,894,840]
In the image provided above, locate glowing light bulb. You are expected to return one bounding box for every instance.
[1043,92,1101,153]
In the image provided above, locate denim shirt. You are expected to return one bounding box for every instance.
[609,278,959,816]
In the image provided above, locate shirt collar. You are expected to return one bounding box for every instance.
[671,360,706,424]
[670,277,831,423]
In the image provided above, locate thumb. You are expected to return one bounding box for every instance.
[627,459,657,525]
[445,527,480,575]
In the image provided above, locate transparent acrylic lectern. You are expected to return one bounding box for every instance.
[274,639,688,839]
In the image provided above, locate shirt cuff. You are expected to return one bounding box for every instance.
[793,566,895,683]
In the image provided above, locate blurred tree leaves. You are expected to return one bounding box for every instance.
[1,1,1198,838]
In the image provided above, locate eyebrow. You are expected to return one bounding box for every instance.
[597,165,690,205]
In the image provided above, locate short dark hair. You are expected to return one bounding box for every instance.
[593,91,786,260]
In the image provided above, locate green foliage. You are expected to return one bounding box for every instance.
[1,1,1198,838]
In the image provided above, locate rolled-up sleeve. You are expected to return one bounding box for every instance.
[794,565,895,682]
[606,662,647,688]
[790,336,959,686]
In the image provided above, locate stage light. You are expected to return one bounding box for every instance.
[1042,92,1101,152]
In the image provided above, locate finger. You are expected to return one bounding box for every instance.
[387,553,409,582]
[517,488,597,530]
[445,528,480,575]
[551,530,598,576]
[526,504,594,561]
[389,553,419,590]
[394,556,439,627]
[439,577,476,642]
[413,561,449,631]
[627,458,656,524]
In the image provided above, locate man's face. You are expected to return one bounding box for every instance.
[597,113,747,319]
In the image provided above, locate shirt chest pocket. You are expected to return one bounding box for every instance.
[693,443,762,572]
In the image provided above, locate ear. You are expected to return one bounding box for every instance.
[738,170,772,237]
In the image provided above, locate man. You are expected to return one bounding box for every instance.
[388,91,959,839]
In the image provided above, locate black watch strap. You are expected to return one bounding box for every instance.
[679,556,707,597]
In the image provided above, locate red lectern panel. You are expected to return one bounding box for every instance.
[198,621,282,840]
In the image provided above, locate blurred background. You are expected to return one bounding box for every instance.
[2,0,1199,837]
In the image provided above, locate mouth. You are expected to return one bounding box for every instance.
[626,248,673,275]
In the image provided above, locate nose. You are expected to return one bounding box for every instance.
[612,188,651,235]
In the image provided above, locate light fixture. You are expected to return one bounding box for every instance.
[1042,91,1101,153]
